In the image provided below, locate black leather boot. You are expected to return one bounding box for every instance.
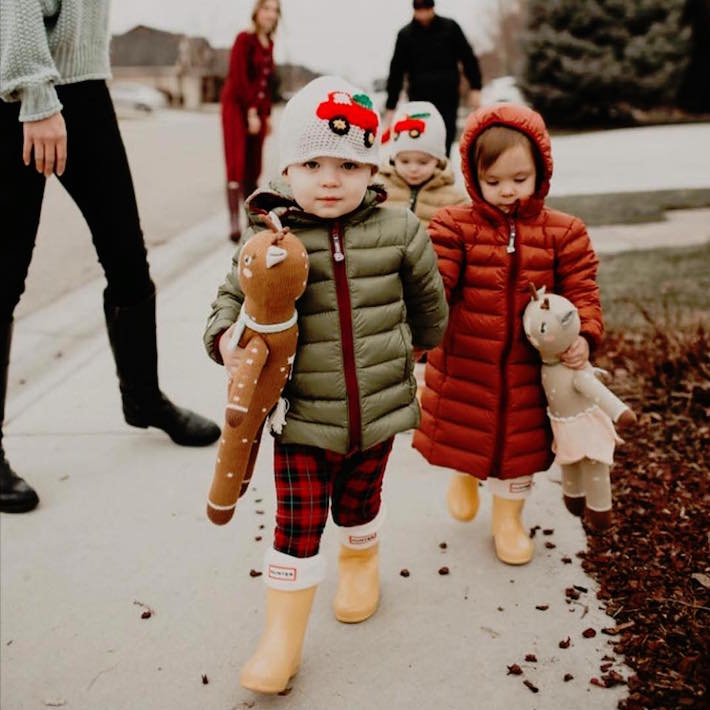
[227,181,242,243]
[103,290,220,447]
[1,320,39,513]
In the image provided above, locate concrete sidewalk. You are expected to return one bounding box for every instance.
[0,232,639,710]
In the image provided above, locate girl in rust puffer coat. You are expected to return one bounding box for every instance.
[413,104,603,565]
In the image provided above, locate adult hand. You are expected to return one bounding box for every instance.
[23,112,67,177]
[247,111,262,136]
[219,323,246,377]
[468,89,482,110]
[561,335,590,370]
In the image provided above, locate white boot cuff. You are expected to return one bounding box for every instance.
[488,475,533,500]
[263,548,326,591]
[335,505,386,549]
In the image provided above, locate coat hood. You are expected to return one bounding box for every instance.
[459,104,553,221]
[245,179,387,227]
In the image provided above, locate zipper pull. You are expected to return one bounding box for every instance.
[506,220,516,254]
[332,227,345,262]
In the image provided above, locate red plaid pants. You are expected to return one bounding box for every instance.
[272,437,394,558]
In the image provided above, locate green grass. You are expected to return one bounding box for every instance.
[598,241,710,331]
[547,188,710,226]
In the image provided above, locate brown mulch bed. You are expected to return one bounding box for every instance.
[579,325,710,709]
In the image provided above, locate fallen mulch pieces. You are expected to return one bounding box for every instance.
[582,628,597,638]
[559,637,571,649]
[438,566,450,575]
[581,327,710,709]
[507,664,523,675]
[529,525,541,538]
[535,604,549,611]
[400,569,410,578]
[249,569,262,578]
[563,673,574,682]
[523,679,539,693]
[525,654,538,662]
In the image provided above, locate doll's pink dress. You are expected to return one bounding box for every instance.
[548,405,622,466]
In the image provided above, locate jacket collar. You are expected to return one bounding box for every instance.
[245,179,387,228]
[378,159,456,192]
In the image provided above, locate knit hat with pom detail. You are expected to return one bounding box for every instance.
[278,75,381,173]
[382,101,447,164]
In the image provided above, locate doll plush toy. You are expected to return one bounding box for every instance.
[523,285,636,530]
[207,215,309,525]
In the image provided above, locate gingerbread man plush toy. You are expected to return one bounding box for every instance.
[207,216,309,525]
[523,285,636,530]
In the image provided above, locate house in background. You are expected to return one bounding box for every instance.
[110,25,223,108]
[110,25,320,109]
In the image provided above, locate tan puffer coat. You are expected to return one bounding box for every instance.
[376,160,467,228]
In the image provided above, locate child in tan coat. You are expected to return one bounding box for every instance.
[378,101,466,227]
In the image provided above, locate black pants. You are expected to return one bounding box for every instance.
[0,80,154,322]
[410,92,459,157]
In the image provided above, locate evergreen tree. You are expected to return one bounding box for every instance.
[521,0,691,125]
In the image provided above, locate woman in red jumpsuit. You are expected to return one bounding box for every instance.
[221,0,280,242]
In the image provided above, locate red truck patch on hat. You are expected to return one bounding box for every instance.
[316,91,379,147]
[393,112,430,140]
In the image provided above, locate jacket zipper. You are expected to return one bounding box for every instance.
[409,186,420,212]
[330,222,361,450]
[491,215,519,476]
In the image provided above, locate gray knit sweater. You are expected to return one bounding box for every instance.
[0,0,111,121]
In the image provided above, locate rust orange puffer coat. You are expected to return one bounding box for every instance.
[413,104,603,481]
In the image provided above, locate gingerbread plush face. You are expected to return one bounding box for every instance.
[238,229,309,306]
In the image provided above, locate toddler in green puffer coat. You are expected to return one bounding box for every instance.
[203,75,447,695]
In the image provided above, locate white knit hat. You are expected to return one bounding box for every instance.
[382,101,447,163]
[278,75,381,173]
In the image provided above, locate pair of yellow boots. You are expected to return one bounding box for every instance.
[447,472,534,565]
[240,542,378,694]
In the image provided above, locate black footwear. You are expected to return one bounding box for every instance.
[103,289,220,447]
[0,456,39,513]
[0,320,39,513]
[227,181,242,243]
[123,391,220,447]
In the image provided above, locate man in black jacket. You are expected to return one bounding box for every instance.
[384,0,482,156]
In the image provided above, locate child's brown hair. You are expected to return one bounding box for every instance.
[471,125,545,193]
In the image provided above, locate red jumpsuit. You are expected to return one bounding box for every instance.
[221,31,274,195]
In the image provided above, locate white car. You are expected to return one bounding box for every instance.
[109,81,168,114]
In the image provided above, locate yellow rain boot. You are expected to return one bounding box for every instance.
[446,472,480,522]
[333,509,384,623]
[240,550,323,694]
[333,544,379,623]
[491,496,534,565]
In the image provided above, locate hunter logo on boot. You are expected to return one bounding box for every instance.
[348,531,377,546]
[509,479,532,495]
[268,563,298,582]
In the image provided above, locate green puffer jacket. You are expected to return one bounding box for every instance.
[204,180,448,454]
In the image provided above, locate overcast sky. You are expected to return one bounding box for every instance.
[109,0,504,87]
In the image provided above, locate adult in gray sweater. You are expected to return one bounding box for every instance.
[0,0,221,514]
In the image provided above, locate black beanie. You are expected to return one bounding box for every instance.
[413,0,435,8]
